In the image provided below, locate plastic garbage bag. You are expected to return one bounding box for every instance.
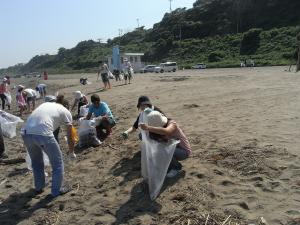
[78,118,101,147]
[71,126,79,144]
[108,71,114,79]
[4,92,11,105]
[0,110,23,138]
[79,104,89,117]
[139,111,179,200]
[26,151,50,171]
[35,90,41,99]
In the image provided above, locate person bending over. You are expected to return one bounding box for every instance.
[21,101,75,197]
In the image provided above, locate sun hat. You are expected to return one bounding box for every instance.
[73,91,83,100]
[137,95,152,108]
[147,110,168,127]
[17,85,25,90]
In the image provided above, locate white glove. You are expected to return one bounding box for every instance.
[68,152,77,160]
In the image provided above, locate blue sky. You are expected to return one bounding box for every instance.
[0,0,195,69]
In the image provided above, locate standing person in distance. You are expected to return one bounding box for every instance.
[122,58,133,85]
[97,61,111,90]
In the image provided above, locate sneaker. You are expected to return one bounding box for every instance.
[166,169,180,178]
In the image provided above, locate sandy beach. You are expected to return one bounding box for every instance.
[1,66,300,225]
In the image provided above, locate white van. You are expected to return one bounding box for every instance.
[154,62,178,73]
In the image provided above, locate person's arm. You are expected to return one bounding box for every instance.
[66,124,75,155]
[86,112,92,120]
[139,122,176,136]
[83,96,88,104]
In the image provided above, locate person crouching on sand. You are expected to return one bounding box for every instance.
[86,94,116,141]
[139,110,192,178]
[21,101,75,197]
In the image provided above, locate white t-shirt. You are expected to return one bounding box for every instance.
[23,102,72,136]
[24,88,37,97]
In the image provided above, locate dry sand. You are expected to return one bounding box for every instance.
[0,66,300,225]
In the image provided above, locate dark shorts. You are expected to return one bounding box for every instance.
[101,73,109,82]
[27,96,36,102]
[124,71,132,80]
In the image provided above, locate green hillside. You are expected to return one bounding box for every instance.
[1,0,300,74]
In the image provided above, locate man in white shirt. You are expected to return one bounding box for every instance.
[23,88,37,112]
[22,102,75,197]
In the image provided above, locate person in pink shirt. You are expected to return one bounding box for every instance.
[0,78,10,110]
[139,110,192,178]
[16,85,26,116]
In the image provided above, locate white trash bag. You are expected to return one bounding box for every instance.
[25,151,50,171]
[4,92,12,105]
[78,118,101,147]
[139,111,179,200]
[79,104,89,117]
[0,110,23,138]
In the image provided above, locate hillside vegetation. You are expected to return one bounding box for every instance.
[1,0,300,74]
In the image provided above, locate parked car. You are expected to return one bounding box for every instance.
[240,59,255,67]
[192,63,206,69]
[154,62,178,73]
[140,65,156,73]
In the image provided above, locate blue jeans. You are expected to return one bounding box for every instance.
[22,134,64,197]
[168,146,189,171]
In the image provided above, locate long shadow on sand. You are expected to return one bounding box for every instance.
[112,172,185,225]
[0,190,53,225]
[110,151,141,186]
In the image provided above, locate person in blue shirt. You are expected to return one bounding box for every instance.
[86,94,115,140]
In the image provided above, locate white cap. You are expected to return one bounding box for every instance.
[147,111,168,127]
[73,91,83,100]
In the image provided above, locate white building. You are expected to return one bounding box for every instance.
[107,52,144,72]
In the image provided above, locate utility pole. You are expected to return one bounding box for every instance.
[136,18,140,28]
[168,0,173,12]
[118,29,123,37]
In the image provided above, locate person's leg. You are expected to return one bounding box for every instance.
[107,80,111,89]
[27,98,31,112]
[22,134,45,191]
[39,135,64,197]
[32,97,36,110]
[128,72,132,84]
[0,126,5,157]
[168,146,189,172]
[53,127,60,143]
[0,94,5,110]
